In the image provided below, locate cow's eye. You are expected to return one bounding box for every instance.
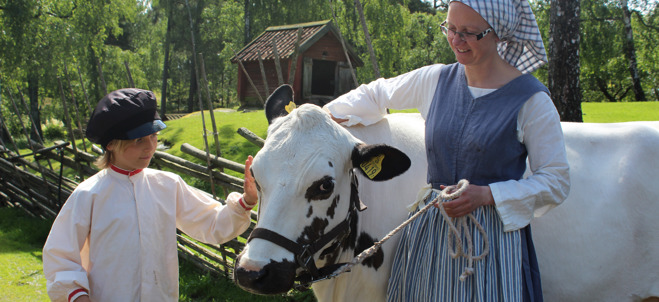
[306,176,334,201]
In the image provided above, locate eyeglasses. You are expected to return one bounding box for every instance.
[440,21,493,42]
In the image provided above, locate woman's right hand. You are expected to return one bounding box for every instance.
[323,106,348,124]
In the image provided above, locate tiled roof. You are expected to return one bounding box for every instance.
[231,20,360,64]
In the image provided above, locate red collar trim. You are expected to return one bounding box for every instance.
[110,165,143,176]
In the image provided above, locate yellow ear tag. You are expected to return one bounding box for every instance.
[360,154,385,180]
[285,101,297,114]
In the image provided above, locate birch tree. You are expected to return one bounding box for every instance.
[548,0,583,121]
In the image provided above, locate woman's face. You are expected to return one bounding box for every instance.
[445,2,499,67]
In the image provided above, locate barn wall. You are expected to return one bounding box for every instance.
[240,59,291,107]
[304,32,349,62]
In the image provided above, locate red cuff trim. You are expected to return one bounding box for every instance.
[68,288,88,302]
[238,196,254,211]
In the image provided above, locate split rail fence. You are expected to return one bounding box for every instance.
[0,126,266,280]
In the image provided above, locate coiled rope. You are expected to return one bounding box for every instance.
[329,179,489,282]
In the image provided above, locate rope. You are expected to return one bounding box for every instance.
[329,179,489,282]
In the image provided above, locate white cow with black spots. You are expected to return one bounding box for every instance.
[233,85,427,301]
[233,85,659,302]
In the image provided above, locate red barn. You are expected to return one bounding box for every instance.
[231,20,364,108]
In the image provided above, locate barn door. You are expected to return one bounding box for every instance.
[337,62,354,96]
[303,57,313,98]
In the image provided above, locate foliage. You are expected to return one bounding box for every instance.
[42,118,67,141]
[1,0,659,150]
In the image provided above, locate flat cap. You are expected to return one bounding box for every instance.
[86,88,166,149]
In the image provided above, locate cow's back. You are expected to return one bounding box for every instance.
[313,113,428,301]
[532,121,659,301]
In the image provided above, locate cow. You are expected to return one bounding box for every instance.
[233,85,659,301]
[233,85,428,301]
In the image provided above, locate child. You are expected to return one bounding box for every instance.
[43,88,257,302]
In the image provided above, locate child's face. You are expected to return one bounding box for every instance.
[108,133,158,171]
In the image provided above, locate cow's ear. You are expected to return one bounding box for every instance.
[265,84,295,124]
[351,144,411,181]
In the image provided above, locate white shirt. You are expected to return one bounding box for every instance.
[43,167,252,302]
[325,64,570,231]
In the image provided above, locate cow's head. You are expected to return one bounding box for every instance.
[233,85,411,295]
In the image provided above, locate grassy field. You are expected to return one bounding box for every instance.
[581,101,659,122]
[1,101,657,301]
[0,208,52,301]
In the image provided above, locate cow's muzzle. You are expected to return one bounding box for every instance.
[233,255,297,295]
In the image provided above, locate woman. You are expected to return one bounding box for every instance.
[324,1,569,301]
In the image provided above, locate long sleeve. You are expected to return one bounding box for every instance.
[175,181,253,245]
[42,190,92,302]
[325,64,444,125]
[490,92,571,231]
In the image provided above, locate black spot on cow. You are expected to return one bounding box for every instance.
[296,217,329,243]
[306,205,313,218]
[305,176,335,201]
[354,232,384,270]
[326,195,339,218]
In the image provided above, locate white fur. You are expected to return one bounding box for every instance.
[531,121,659,301]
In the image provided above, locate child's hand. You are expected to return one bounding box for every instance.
[243,155,258,206]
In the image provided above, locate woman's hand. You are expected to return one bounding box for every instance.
[243,155,258,206]
[322,106,348,124]
[437,184,494,217]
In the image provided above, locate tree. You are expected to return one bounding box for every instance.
[621,0,646,102]
[548,0,583,121]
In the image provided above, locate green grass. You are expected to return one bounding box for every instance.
[159,110,267,175]
[0,207,52,301]
[581,101,659,122]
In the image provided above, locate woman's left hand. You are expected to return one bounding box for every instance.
[437,184,494,217]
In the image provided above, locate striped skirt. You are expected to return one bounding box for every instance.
[386,190,542,302]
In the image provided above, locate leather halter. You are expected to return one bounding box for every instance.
[246,170,366,288]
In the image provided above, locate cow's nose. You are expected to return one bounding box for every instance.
[234,257,297,295]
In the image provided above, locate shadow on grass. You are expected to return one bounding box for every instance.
[0,207,52,255]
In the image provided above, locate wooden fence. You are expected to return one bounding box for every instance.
[0,127,265,279]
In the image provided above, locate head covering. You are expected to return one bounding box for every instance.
[450,0,547,74]
[86,88,166,149]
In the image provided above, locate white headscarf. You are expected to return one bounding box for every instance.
[451,0,547,74]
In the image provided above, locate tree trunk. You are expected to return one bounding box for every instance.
[28,73,42,140]
[244,0,251,45]
[621,0,646,102]
[354,0,380,78]
[548,0,583,122]
[161,6,173,117]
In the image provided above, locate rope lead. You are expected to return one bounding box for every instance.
[330,179,489,282]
